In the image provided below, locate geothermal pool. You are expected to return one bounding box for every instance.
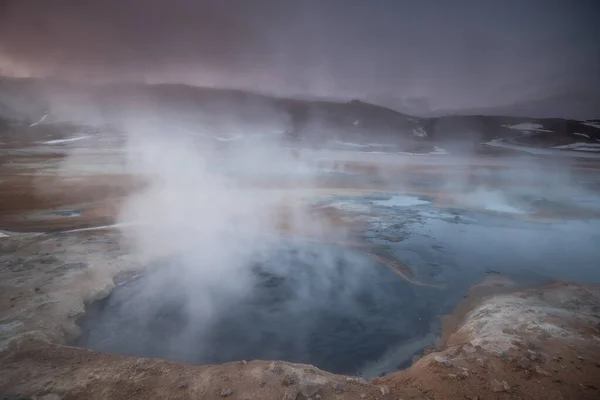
[75,187,600,378]
[76,242,439,377]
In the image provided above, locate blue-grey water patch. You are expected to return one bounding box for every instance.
[75,242,442,377]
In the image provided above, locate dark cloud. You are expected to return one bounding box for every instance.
[1,0,599,118]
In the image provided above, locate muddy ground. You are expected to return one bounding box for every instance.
[2,139,600,399]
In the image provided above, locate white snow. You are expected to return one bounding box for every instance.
[583,121,600,129]
[396,146,449,156]
[334,140,369,148]
[431,146,448,155]
[554,142,600,152]
[212,135,243,142]
[373,195,430,207]
[0,232,9,238]
[42,136,88,145]
[573,132,590,138]
[367,143,396,148]
[29,112,48,127]
[485,138,600,158]
[502,122,552,132]
[412,127,427,137]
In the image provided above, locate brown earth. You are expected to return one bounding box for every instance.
[2,150,600,399]
[1,230,599,400]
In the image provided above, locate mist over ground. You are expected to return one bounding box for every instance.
[1,0,600,383]
[1,0,599,118]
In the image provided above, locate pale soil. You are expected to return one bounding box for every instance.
[376,279,600,400]
[1,151,600,399]
[1,233,599,400]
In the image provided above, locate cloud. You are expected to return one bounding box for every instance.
[1,0,599,117]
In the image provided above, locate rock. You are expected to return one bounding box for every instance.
[39,395,61,400]
[535,365,552,376]
[315,395,322,400]
[282,390,297,400]
[62,262,88,270]
[240,360,247,365]
[299,379,321,397]
[379,385,390,395]
[463,344,477,354]
[346,376,367,384]
[282,374,296,386]
[490,379,510,393]
[360,394,367,399]
[517,356,532,369]
[269,361,283,375]
[422,347,436,356]
[577,355,585,361]
[434,355,453,367]
[220,388,234,397]
[331,381,348,392]
[527,350,543,363]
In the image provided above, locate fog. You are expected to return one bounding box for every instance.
[67,97,404,374]
[1,0,599,118]
[1,0,599,377]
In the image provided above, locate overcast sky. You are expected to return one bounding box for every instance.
[0,0,599,118]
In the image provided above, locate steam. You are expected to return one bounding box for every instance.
[90,105,381,367]
[19,80,599,375]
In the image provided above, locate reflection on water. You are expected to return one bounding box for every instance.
[76,243,436,377]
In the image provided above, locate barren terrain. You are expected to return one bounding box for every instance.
[2,129,600,399]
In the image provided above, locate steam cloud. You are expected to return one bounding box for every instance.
[1,0,599,118]
[3,0,598,377]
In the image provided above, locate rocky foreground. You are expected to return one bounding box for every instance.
[1,229,599,400]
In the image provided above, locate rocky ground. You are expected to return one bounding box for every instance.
[2,137,600,399]
[1,229,599,399]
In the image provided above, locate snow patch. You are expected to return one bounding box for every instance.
[431,146,448,155]
[583,121,600,129]
[412,127,427,137]
[212,135,243,142]
[485,138,600,158]
[367,143,396,148]
[573,132,590,139]
[502,122,552,132]
[554,142,600,152]
[396,147,448,156]
[334,140,370,148]
[29,112,48,127]
[42,136,88,145]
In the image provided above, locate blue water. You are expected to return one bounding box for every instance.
[76,191,600,378]
[76,242,440,376]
